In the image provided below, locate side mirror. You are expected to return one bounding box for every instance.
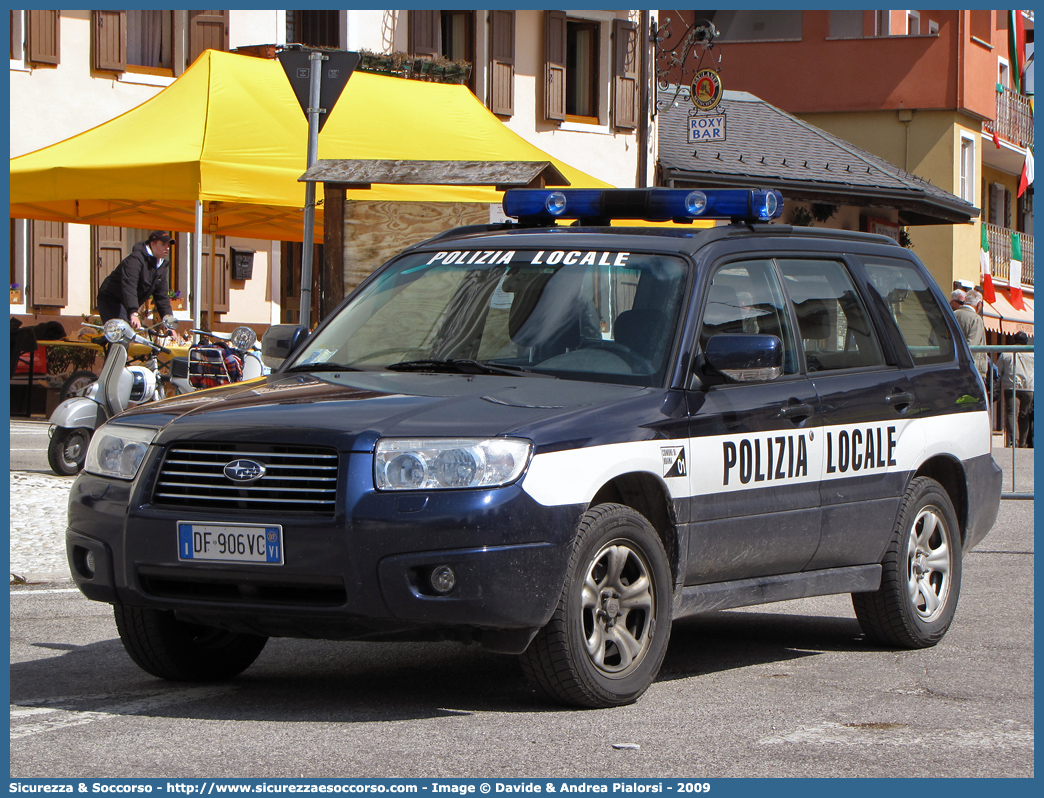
[703,334,783,382]
[161,314,179,330]
[261,324,308,369]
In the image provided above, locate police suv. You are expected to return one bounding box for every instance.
[67,188,1001,708]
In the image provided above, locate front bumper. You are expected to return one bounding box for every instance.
[66,451,583,651]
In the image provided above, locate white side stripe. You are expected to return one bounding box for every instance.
[520,411,991,507]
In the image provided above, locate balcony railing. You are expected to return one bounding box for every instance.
[986,223,1034,287]
[983,86,1034,149]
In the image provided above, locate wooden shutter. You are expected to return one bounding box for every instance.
[409,10,440,59]
[92,10,125,72]
[202,235,230,315]
[91,226,128,312]
[188,10,229,66]
[27,10,60,65]
[489,10,515,116]
[30,221,67,308]
[544,10,567,121]
[612,18,639,129]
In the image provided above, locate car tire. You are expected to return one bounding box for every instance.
[852,476,962,648]
[47,427,91,476]
[114,604,268,681]
[519,503,673,708]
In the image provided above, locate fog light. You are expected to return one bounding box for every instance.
[74,546,95,579]
[430,565,456,594]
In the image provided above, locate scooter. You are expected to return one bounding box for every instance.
[168,326,269,394]
[47,315,177,475]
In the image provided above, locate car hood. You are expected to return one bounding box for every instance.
[115,371,661,451]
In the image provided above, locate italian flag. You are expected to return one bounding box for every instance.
[1008,11,1026,94]
[1010,232,1025,311]
[1017,146,1034,197]
[980,224,996,303]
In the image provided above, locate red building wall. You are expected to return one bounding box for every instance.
[659,10,998,120]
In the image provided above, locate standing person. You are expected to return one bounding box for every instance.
[949,288,966,311]
[953,288,988,379]
[96,231,174,330]
[997,330,1034,447]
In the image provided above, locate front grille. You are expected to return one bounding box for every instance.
[152,443,339,514]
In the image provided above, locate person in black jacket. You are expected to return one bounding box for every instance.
[96,230,174,329]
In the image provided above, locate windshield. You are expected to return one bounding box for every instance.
[288,247,690,386]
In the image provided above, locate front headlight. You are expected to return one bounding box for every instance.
[375,438,532,491]
[84,424,157,481]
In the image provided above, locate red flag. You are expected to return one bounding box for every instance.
[993,129,1001,148]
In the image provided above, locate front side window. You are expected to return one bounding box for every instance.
[863,258,955,365]
[699,259,800,374]
[778,259,885,371]
[290,249,689,386]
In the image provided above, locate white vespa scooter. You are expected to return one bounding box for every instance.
[47,315,177,475]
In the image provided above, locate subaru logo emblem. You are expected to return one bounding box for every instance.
[223,459,266,482]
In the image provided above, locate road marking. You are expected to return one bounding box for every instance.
[10,588,81,596]
[11,686,239,739]
[758,720,1034,748]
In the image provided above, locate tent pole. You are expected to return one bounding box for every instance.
[193,201,203,331]
[298,49,324,330]
[208,219,218,327]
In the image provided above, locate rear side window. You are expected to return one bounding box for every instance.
[863,259,955,365]
[777,259,885,372]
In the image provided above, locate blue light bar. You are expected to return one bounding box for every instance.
[502,188,784,224]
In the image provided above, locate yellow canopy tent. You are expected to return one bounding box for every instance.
[10,49,610,241]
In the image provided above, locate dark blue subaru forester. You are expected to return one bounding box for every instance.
[66,188,1002,707]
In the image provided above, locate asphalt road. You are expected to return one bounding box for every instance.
[9,493,1034,779]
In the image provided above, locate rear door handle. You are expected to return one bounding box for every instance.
[886,391,914,413]
[779,402,815,422]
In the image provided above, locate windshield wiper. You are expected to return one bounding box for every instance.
[284,362,361,372]
[386,358,532,376]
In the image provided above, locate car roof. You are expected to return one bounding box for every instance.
[406,222,904,258]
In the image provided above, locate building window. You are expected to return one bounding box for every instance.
[875,10,889,36]
[999,58,1010,88]
[92,11,228,75]
[566,20,599,120]
[440,11,473,63]
[928,19,939,35]
[286,10,340,48]
[545,11,609,124]
[407,10,477,93]
[694,10,802,41]
[906,11,920,36]
[970,10,991,42]
[960,136,976,203]
[828,10,862,39]
[126,10,173,70]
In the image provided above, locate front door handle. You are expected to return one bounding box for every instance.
[779,402,815,422]
[886,390,914,413]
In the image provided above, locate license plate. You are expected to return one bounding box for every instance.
[178,523,283,564]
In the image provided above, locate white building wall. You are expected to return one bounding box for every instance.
[10,10,284,324]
